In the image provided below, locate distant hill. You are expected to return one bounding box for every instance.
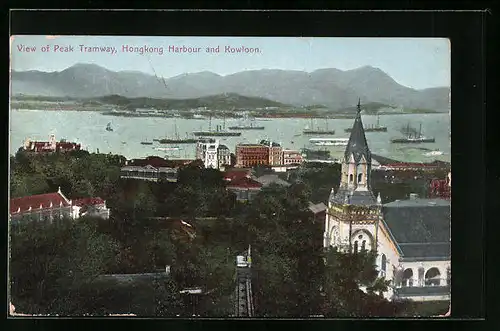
[94,93,289,110]
[11,63,450,111]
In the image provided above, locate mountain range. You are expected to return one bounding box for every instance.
[11,63,450,111]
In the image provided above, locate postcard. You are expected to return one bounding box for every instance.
[9,35,451,318]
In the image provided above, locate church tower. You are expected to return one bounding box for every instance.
[324,99,383,253]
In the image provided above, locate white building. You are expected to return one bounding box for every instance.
[196,140,231,170]
[323,101,450,303]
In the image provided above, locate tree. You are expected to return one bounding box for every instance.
[10,217,123,315]
[322,247,413,317]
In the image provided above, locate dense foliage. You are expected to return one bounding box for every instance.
[9,151,447,317]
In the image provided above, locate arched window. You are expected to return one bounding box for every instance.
[425,268,441,286]
[353,241,358,253]
[402,268,413,287]
[446,267,451,286]
[358,173,362,183]
[349,174,353,183]
[381,254,387,272]
[361,240,366,251]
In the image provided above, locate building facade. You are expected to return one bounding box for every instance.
[9,187,110,225]
[282,149,304,165]
[323,101,450,302]
[120,156,179,182]
[196,140,232,170]
[10,187,74,224]
[235,144,270,168]
[22,134,81,154]
[72,197,111,219]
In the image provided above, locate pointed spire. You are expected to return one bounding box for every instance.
[344,99,371,164]
[57,186,61,194]
[377,192,382,204]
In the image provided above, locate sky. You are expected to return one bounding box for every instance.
[10,36,450,90]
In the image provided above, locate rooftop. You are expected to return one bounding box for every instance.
[382,198,450,258]
[10,191,70,214]
[308,202,327,214]
[226,176,263,189]
[383,198,450,208]
[330,188,378,206]
[254,174,291,187]
[72,197,105,207]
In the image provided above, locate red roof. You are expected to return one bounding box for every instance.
[72,197,105,207]
[226,176,263,189]
[130,156,170,168]
[10,192,70,214]
[223,169,252,181]
[128,157,194,168]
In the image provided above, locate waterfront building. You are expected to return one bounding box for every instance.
[235,144,270,168]
[218,144,232,170]
[21,134,81,154]
[195,140,231,170]
[282,149,304,165]
[323,101,450,303]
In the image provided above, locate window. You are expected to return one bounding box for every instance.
[381,254,387,272]
[446,267,451,285]
[353,241,358,253]
[361,240,366,251]
[349,174,353,183]
[358,173,362,183]
[403,268,413,287]
[425,268,441,286]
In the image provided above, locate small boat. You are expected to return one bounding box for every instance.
[423,150,445,157]
[121,141,127,145]
[106,122,113,132]
[141,141,153,145]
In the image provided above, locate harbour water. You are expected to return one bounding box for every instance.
[10,110,451,163]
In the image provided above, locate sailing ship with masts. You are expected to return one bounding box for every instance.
[391,123,435,143]
[303,118,335,135]
[345,113,387,132]
[105,122,113,132]
[155,121,199,144]
[228,114,265,130]
[193,114,242,137]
